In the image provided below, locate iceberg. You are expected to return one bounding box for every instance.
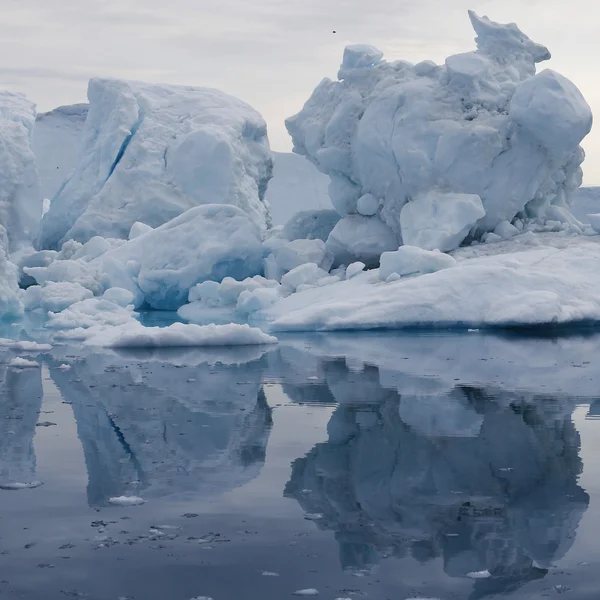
[37,79,273,249]
[0,91,43,252]
[286,11,592,255]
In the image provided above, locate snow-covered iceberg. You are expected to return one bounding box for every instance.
[286,11,592,255]
[0,91,43,252]
[37,79,273,249]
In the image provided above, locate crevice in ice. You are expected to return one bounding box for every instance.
[106,107,145,183]
[106,411,144,482]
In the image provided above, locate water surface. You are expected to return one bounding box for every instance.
[1,331,600,599]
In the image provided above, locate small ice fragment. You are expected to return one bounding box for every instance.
[0,481,43,490]
[108,496,146,506]
[58,364,72,371]
[190,597,214,600]
[262,571,280,577]
[498,467,513,472]
[293,589,319,596]
[467,329,479,333]
[304,513,323,520]
[8,357,38,369]
[466,570,491,579]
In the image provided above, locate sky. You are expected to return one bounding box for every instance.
[1,0,599,183]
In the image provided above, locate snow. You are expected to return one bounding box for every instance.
[37,79,272,249]
[263,234,600,330]
[265,152,330,226]
[0,91,43,252]
[33,104,88,201]
[97,204,264,310]
[286,11,591,254]
[8,357,38,369]
[400,191,485,252]
[108,495,146,506]
[83,321,277,348]
[379,246,457,280]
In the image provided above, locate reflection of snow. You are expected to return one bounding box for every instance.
[285,363,588,597]
[49,350,272,506]
[0,356,42,487]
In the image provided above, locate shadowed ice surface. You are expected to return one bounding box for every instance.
[1,331,600,599]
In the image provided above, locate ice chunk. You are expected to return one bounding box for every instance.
[494,220,520,240]
[46,296,137,332]
[269,238,333,276]
[356,193,379,216]
[588,213,600,233]
[400,192,485,252]
[379,246,456,280]
[102,287,134,307]
[108,495,146,506]
[282,210,341,242]
[23,281,93,313]
[0,91,43,251]
[37,79,272,249]
[281,263,329,292]
[286,11,591,253]
[8,357,38,369]
[236,287,280,315]
[346,262,365,279]
[0,340,51,352]
[326,216,399,267]
[128,221,153,240]
[97,204,264,310]
[84,322,277,348]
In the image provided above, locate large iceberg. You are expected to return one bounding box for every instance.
[37,79,273,249]
[286,11,592,254]
[0,92,43,252]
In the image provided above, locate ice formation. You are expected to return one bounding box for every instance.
[263,234,600,330]
[98,204,264,310]
[0,92,43,252]
[286,11,592,255]
[33,104,88,201]
[37,79,273,249]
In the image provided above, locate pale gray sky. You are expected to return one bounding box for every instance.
[1,0,599,183]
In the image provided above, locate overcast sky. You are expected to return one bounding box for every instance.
[1,0,599,183]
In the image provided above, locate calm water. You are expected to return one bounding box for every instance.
[2,330,600,599]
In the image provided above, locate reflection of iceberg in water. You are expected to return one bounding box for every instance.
[49,348,272,506]
[284,355,589,598]
[0,357,42,487]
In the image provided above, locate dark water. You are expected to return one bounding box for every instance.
[1,330,600,599]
